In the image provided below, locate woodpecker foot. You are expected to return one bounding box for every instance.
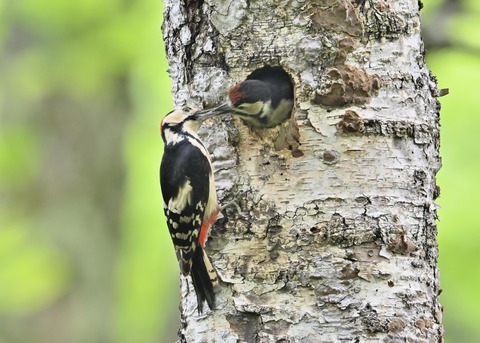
[220,192,249,220]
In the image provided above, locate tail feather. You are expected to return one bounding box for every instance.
[176,249,193,276]
[191,247,217,313]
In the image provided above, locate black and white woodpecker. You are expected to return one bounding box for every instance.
[198,66,294,128]
[159,106,220,313]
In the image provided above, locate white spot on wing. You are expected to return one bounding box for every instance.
[175,232,191,240]
[196,202,205,211]
[180,213,195,223]
[168,180,193,214]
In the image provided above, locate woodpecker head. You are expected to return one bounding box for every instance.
[198,76,293,128]
[228,80,274,116]
[196,80,272,125]
[160,106,217,142]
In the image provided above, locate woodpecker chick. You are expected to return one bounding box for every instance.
[199,66,294,128]
[160,106,220,313]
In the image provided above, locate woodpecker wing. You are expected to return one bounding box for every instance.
[160,139,211,276]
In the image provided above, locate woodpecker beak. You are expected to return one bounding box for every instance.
[196,103,231,119]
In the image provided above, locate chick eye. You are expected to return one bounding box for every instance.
[182,106,192,112]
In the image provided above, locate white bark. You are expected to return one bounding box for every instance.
[163,0,443,342]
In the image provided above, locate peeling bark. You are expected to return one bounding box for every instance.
[163,0,443,342]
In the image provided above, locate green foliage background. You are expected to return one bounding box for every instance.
[0,0,477,342]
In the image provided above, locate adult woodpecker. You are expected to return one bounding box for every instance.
[198,66,294,128]
[160,106,220,313]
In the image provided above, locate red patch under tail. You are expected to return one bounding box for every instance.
[198,208,220,248]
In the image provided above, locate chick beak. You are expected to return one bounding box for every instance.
[196,103,231,119]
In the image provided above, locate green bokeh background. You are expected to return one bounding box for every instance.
[0,0,477,342]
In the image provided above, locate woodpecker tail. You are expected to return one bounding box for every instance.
[191,246,218,313]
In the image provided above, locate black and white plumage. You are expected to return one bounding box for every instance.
[160,107,219,313]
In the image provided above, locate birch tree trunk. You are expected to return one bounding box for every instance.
[162,1,443,342]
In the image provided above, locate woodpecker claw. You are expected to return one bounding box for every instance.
[221,192,249,220]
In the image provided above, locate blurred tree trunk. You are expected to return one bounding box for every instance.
[163,0,443,342]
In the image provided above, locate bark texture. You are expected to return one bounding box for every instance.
[163,0,443,342]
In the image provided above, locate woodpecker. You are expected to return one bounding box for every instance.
[159,106,220,313]
[198,66,294,128]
